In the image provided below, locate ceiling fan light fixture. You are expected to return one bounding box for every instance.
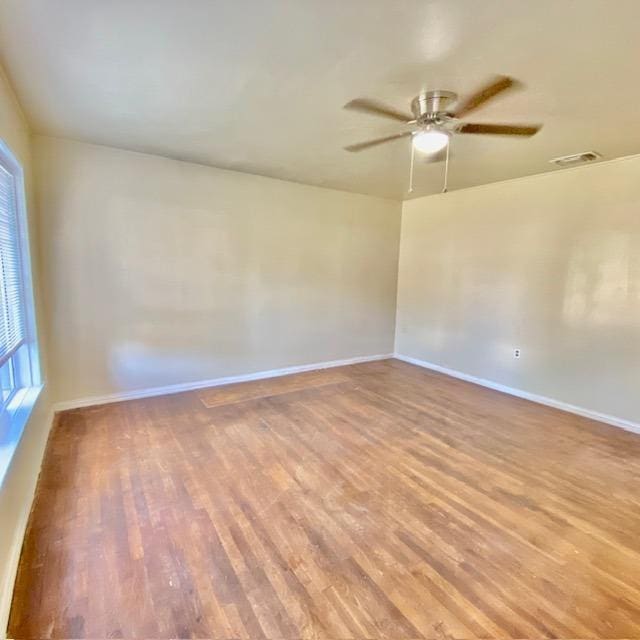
[412,128,449,154]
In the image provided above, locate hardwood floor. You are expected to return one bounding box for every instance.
[9,359,640,638]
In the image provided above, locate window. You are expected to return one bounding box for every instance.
[0,139,41,467]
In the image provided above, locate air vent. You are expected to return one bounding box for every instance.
[549,151,602,167]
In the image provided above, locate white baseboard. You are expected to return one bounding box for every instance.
[0,408,55,639]
[53,353,394,412]
[394,353,640,435]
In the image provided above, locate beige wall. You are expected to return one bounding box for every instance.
[396,156,640,425]
[0,67,52,635]
[35,136,402,404]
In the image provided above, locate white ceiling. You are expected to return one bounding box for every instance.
[1,0,639,200]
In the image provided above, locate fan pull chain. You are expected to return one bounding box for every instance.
[442,139,450,193]
[408,143,416,193]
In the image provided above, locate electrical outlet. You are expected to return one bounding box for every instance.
[513,348,521,359]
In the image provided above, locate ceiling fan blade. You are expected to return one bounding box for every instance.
[344,131,412,152]
[344,98,413,123]
[454,75,521,118]
[458,122,541,136]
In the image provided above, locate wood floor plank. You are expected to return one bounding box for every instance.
[199,369,352,408]
[8,358,640,638]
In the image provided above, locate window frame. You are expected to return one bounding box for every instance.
[0,138,43,485]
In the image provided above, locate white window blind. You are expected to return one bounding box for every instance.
[0,163,26,367]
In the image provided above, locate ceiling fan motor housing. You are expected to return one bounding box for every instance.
[411,90,457,122]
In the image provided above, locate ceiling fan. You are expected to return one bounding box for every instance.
[343,75,541,156]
